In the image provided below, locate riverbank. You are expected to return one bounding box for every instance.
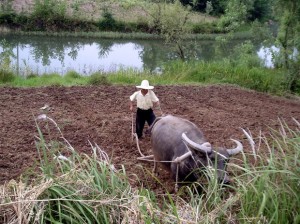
[1,0,223,34]
[0,60,291,96]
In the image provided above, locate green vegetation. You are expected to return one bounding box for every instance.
[0,60,290,95]
[0,0,218,33]
[1,111,299,223]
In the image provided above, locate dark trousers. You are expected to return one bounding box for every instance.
[136,108,156,138]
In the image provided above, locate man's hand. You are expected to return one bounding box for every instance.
[129,101,134,111]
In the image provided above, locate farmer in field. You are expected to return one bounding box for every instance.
[129,80,160,139]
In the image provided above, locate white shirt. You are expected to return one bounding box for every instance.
[130,90,159,110]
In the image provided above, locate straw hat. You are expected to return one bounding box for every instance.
[136,80,154,89]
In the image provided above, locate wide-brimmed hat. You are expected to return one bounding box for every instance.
[136,80,154,89]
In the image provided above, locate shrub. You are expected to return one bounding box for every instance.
[98,10,119,31]
[29,0,67,31]
[0,69,15,83]
[65,70,81,79]
[192,22,223,34]
[88,73,110,85]
[26,73,39,79]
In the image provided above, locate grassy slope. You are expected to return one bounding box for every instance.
[10,0,217,23]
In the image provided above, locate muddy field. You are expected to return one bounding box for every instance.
[0,85,299,191]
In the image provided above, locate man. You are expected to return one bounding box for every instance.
[129,80,160,139]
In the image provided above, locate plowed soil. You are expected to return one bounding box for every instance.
[1,85,299,192]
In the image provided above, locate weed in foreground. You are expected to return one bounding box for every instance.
[0,114,299,223]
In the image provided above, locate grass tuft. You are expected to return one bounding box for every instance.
[88,72,111,85]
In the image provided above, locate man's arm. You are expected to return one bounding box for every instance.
[129,100,134,111]
[129,92,137,111]
[153,100,160,108]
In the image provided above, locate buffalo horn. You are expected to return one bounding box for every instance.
[182,133,212,154]
[226,139,243,155]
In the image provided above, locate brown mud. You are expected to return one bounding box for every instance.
[0,85,299,192]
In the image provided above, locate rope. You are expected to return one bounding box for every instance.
[175,163,179,192]
[130,113,149,158]
[133,133,146,158]
[137,157,175,163]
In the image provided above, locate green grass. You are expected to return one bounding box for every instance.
[0,60,290,95]
[233,121,300,223]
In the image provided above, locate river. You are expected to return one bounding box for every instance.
[0,34,275,75]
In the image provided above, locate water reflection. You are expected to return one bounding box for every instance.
[257,46,279,68]
[0,34,274,75]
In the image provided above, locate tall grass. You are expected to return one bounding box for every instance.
[0,113,149,223]
[1,60,289,95]
[0,113,299,223]
[235,120,300,223]
[162,60,286,94]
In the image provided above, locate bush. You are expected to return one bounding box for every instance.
[65,70,81,79]
[98,10,119,31]
[0,12,17,24]
[0,69,15,83]
[26,73,39,79]
[88,73,110,85]
[192,22,224,34]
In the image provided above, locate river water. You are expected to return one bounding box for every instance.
[0,34,275,75]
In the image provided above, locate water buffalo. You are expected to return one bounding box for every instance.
[149,115,243,186]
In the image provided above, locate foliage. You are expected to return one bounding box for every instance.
[0,69,15,83]
[0,39,15,70]
[0,0,214,33]
[180,0,228,15]
[0,0,13,13]
[88,72,111,85]
[247,0,273,22]
[145,0,193,60]
[27,0,98,32]
[191,21,223,34]
[272,0,300,93]
[0,39,16,83]
[230,40,262,68]
[64,70,81,79]
[218,0,248,32]
[32,0,67,21]
[98,9,120,31]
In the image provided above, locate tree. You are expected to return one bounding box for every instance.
[247,0,272,22]
[274,0,300,92]
[180,0,228,15]
[144,0,192,60]
[218,0,249,32]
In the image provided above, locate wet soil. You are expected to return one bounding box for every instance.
[0,85,299,192]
